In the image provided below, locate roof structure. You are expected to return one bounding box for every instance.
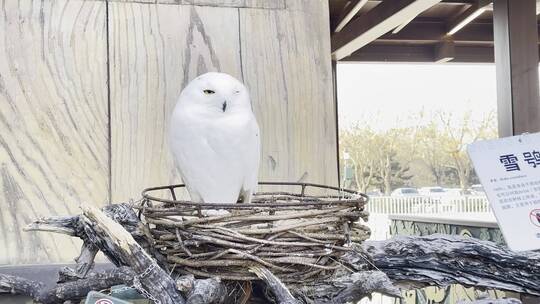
[329,0,540,63]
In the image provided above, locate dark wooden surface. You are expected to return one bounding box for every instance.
[332,0,432,59]
[494,0,540,137]
[342,44,498,63]
[329,0,540,63]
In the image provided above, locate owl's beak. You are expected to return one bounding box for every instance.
[222,101,227,112]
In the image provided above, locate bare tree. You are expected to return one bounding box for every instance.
[341,124,419,194]
[340,110,497,192]
[437,110,497,190]
[340,126,378,192]
[417,121,452,186]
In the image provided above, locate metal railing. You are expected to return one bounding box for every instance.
[366,195,490,214]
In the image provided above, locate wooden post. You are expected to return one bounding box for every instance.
[493,0,540,137]
[332,60,341,187]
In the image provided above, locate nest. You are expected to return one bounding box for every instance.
[140,182,370,283]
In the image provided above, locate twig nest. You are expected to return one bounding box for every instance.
[139,182,369,282]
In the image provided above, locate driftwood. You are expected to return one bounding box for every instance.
[460,300,522,304]
[250,266,302,304]
[25,203,166,270]
[22,204,187,303]
[8,204,539,304]
[176,275,227,304]
[294,271,401,304]
[0,266,232,304]
[0,267,134,303]
[80,205,186,304]
[364,234,540,296]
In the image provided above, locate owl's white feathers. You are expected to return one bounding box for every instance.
[169,72,260,204]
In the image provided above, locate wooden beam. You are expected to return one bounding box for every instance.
[331,60,341,187]
[363,0,477,5]
[494,0,540,137]
[434,39,455,62]
[331,0,442,60]
[381,20,495,44]
[334,0,369,33]
[392,16,416,34]
[447,0,491,35]
[440,0,476,3]
[341,44,496,63]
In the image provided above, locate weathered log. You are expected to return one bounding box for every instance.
[58,242,99,282]
[21,204,540,303]
[81,205,186,304]
[459,299,522,304]
[250,266,302,304]
[0,267,134,303]
[25,203,168,271]
[364,234,540,296]
[176,274,227,304]
[295,271,401,304]
[0,272,45,300]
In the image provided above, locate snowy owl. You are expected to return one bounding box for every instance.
[169,72,260,204]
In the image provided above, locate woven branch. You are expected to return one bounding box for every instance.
[141,183,370,282]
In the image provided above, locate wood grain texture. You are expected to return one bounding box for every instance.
[99,0,286,9]
[1,0,337,265]
[160,0,286,9]
[109,2,242,202]
[240,0,338,189]
[0,0,108,264]
[111,0,337,200]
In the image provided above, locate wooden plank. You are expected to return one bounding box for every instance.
[111,0,338,199]
[379,20,496,44]
[0,0,108,264]
[153,0,286,9]
[446,0,491,35]
[342,44,496,63]
[391,16,416,34]
[331,0,441,60]
[434,38,455,62]
[334,0,369,33]
[493,0,540,137]
[240,0,339,189]
[109,3,242,202]
[94,0,286,8]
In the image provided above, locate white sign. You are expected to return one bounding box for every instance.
[468,132,540,251]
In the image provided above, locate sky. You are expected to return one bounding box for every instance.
[336,63,498,131]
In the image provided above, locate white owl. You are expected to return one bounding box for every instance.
[169,72,260,204]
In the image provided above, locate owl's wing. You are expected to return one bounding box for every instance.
[239,116,260,203]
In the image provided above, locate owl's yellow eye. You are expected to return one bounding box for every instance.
[203,89,215,95]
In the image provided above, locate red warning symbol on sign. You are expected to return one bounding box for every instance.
[529,209,540,227]
[95,299,114,304]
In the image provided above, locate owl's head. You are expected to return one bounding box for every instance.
[179,72,251,113]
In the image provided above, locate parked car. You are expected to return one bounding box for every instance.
[445,188,472,196]
[470,184,485,195]
[366,189,383,197]
[418,186,446,196]
[391,187,420,197]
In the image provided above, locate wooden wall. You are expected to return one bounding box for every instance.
[0,0,108,264]
[0,0,337,264]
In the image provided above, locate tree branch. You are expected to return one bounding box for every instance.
[364,234,540,296]
[0,267,134,304]
[81,205,186,304]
